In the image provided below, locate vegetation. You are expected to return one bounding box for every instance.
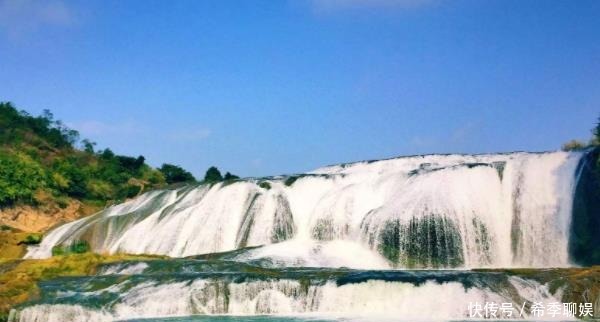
[204,166,223,182]
[51,241,90,256]
[562,139,587,151]
[224,171,240,181]
[17,234,42,245]
[203,166,240,183]
[0,102,199,210]
[562,116,600,151]
[159,163,196,184]
[0,154,45,205]
[0,230,29,259]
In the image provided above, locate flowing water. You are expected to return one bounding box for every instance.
[9,258,571,322]
[13,151,595,321]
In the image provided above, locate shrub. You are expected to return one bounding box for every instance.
[0,153,46,206]
[51,240,90,256]
[56,197,69,209]
[160,163,196,184]
[259,181,271,190]
[86,180,113,200]
[223,172,239,181]
[19,234,42,245]
[204,166,223,182]
[117,184,141,199]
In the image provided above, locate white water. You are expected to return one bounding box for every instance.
[12,276,571,322]
[26,151,583,269]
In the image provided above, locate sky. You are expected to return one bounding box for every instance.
[1,0,599,178]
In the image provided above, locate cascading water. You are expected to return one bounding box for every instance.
[12,150,599,322]
[26,151,585,269]
[9,259,572,322]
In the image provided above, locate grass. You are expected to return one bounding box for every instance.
[0,230,28,259]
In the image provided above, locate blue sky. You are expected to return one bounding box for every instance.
[1,0,599,178]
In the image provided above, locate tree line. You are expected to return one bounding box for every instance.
[0,102,237,208]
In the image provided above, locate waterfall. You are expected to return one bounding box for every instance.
[26,151,585,269]
[10,264,570,322]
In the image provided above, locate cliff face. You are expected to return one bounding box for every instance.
[0,201,86,233]
[0,201,101,260]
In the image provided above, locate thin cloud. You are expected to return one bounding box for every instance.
[0,0,75,38]
[310,0,435,12]
[450,121,479,144]
[168,128,212,141]
[409,135,435,148]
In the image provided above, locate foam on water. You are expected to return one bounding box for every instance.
[11,273,571,322]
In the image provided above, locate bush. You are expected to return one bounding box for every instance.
[0,153,46,206]
[19,234,42,245]
[258,181,271,190]
[86,180,113,200]
[160,163,196,184]
[117,184,141,199]
[223,172,239,181]
[51,240,90,256]
[204,166,223,182]
[116,155,145,173]
[56,197,69,209]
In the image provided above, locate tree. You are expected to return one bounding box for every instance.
[204,166,223,182]
[223,172,239,181]
[0,154,46,206]
[159,163,196,184]
[116,155,146,173]
[82,139,96,153]
[100,148,115,160]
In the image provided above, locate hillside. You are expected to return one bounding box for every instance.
[0,102,195,234]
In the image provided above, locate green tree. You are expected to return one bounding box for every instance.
[204,166,223,182]
[82,139,96,153]
[223,172,239,181]
[159,163,196,184]
[0,154,46,206]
